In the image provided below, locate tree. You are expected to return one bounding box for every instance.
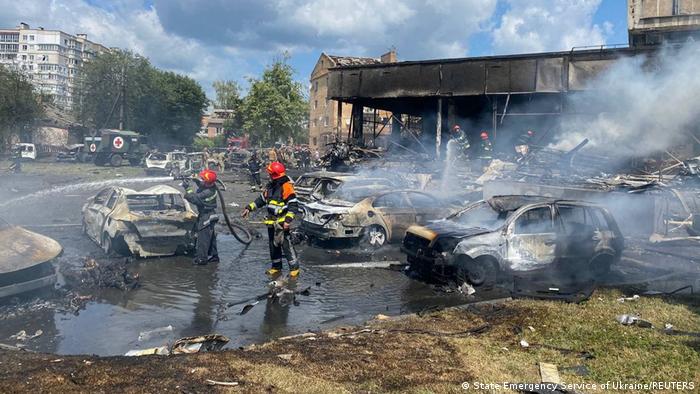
[241,56,308,145]
[0,65,42,149]
[212,80,244,133]
[74,49,207,146]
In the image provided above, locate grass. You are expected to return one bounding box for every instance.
[1,289,698,393]
[0,159,147,183]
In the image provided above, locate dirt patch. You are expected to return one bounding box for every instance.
[1,289,697,393]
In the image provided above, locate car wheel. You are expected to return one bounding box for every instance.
[110,154,123,167]
[102,235,113,255]
[457,257,497,287]
[362,225,387,248]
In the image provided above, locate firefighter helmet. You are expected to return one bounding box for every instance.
[480,131,489,140]
[267,161,286,179]
[199,169,217,185]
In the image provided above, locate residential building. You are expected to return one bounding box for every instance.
[0,23,108,109]
[628,0,700,46]
[201,109,235,138]
[308,51,397,151]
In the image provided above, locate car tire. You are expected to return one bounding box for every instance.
[110,154,123,167]
[457,257,497,287]
[361,225,387,248]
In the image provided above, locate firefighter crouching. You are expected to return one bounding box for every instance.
[241,161,301,277]
[182,169,219,265]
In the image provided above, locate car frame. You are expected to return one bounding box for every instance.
[82,185,197,257]
[145,151,189,175]
[301,188,454,247]
[402,196,624,286]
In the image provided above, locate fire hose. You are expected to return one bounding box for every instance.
[214,182,253,245]
[176,175,253,245]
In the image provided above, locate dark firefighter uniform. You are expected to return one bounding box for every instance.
[183,169,219,265]
[244,162,300,277]
[248,153,262,189]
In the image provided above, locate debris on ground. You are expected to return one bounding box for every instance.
[616,314,653,328]
[61,257,139,291]
[205,379,239,387]
[538,362,562,384]
[617,294,640,302]
[171,334,230,354]
[124,346,169,357]
[9,329,43,341]
[138,325,174,342]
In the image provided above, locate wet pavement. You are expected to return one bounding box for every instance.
[1,166,697,356]
[0,169,474,356]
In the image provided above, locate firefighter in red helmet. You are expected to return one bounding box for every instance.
[241,161,301,277]
[182,169,219,265]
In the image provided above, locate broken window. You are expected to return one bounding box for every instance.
[514,207,553,234]
[106,192,118,209]
[374,193,407,208]
[93,189,112,205]
[588,208,611,231]
[557,205,593,234]
[406,192,436,208]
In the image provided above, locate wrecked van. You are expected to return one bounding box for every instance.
[302,185,454,247]
[402,196,623,286]
[82,185,197,257]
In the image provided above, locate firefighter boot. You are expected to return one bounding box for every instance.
[288,261,300,278]
[266,260,283,277]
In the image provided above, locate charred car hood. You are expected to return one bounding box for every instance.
[424,219,493,239]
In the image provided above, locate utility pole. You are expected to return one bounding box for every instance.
[118,61,125,130]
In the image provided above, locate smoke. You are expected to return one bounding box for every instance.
[552,43,700,157]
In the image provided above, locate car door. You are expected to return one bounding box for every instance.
[372,192,416,241]
[555,204,602,272]
[406,192,444,223]
[505,205,557,272]
[85,189,113,240]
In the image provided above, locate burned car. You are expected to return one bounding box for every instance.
[145,151,188,176]
[56,144,85,162]
[82,185,197,257]
[295,171,399,203]
[302,185,454,247]
[402,196,624,286]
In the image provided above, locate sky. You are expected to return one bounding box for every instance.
[0,0,629,99]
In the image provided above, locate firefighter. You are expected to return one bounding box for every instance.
[478,131,494,168]
[450,125,471,157]
[515,129,535,162]
[247,150,262,190]
[182,169,219,265]
[241,161,300,277]
[9,145,22,173]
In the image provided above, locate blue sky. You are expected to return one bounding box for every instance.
[0,0,630,98]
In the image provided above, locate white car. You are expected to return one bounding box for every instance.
[13,143,37,160]
[145,151,189,175]
[82,185,197,257]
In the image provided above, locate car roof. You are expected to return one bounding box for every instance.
[487,195,601,212]
[108,185,183,196]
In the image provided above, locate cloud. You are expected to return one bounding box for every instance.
[492,0,611,54]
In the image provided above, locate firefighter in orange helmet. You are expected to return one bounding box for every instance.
[241,162,301,277]
[183,169,219,265]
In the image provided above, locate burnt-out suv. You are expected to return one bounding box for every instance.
[402,196,624,286]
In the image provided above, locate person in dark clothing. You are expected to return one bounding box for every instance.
[182,169,219,265]
[247,151,262,190]
[241,161,301,277]
[9,146,22,173]
[515,129,535,162]
[478,131,494,170]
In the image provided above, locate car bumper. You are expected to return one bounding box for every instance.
[300,221,362,240]
[123,234,193,257]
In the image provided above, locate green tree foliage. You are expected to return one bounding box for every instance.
[0,65,42,148]
[212,80,244,132]
[192,135,225,151]
[74,49,207,146]
[241,57,308,145]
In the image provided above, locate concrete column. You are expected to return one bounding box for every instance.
[351,104,364,146]
[436,98,442,159]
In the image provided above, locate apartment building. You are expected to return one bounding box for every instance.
[0,23,108,108]
[308,51,396,151]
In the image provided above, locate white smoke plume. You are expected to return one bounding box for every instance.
[552,43,700,157]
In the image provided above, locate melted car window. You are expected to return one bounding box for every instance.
[406,193,436,208]
[149,153,166,160]
[514,207,553,234]
[126,194,186,211]
[93,189,112,205]
[374,193,407,208]
[450,201,508,230]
